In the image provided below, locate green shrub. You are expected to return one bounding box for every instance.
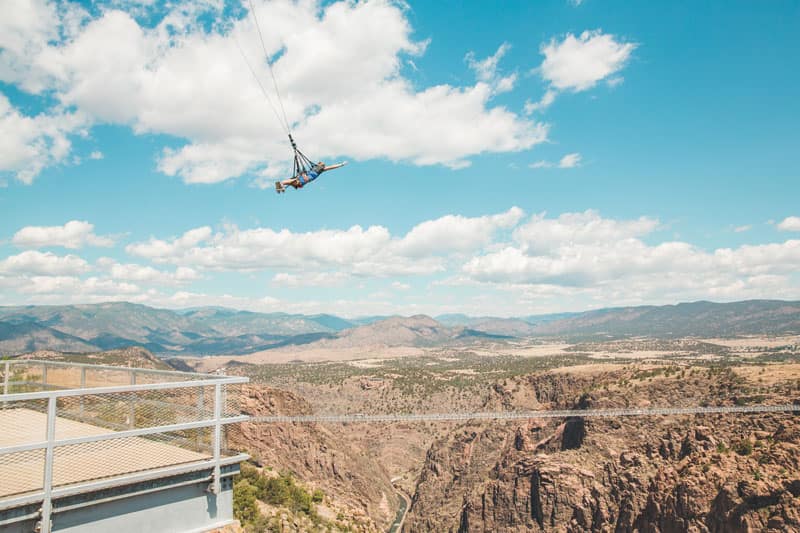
[233,478,260,525]
[734,439,753,456]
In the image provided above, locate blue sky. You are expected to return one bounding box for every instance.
[1,0,798,317]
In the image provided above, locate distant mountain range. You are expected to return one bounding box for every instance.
[0,299,798,357]
[531,300,800,339]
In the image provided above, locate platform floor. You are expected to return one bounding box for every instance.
[0,408,210,498]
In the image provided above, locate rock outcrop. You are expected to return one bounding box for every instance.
[227,384,397,531]
[405,371,800,532]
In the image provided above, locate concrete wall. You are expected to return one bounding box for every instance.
[1,467,239,533]
[52,480,234,533]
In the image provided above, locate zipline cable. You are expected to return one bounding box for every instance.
[232,32,290,137]
[246,0,292,135]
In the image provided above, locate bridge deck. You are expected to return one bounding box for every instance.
[0,408,209,499]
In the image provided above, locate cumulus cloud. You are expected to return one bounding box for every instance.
[14,275,139,296]
[0,94,87,183]
[777,216,800,232]
[2,207,800,313]
[89,150,103,159]
[527,30,636,113]
[396,207,524,257]
[3,0,546,183]
[0,250,90,276]
[530,152,582,169]
[540,30,636,91]
[13,220,114,248]
[462,210,800,303]
[96,257,200,286]
[126,207,524,275]
[128,223,442,276]
[126,226,213,259]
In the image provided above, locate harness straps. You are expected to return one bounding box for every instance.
[289,134,314,178]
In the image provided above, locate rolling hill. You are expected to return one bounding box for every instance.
[309,315,508,349]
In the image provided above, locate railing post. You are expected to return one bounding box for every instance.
[3,360,9,396]
[78,368,86,419]
[39,396,57,533]
[210,382,222,495]
[129,370,137,429]
[196,387,205,450]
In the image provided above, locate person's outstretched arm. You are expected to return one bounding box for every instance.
[321,162,347,172]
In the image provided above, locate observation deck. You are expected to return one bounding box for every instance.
[0,359,249,533]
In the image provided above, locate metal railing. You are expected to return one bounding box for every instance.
[0,360,249,533]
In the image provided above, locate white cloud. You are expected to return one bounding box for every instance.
[530,152,582,169]
[126,226,213,259]
[125,208,524,276]
[4,0,547,183]
[272,271,349,288]
[466,43,517,95]
[13,220,114,248]
[13,275,140,299]
[558,153,582,168]
[462,211,800,304]
[2,207,800,314]
[128,223,443,276]
[524,89,556,114]
[396,207,524,257]
[734,225,751,233]
[0,93,87,183]
[512,210,658,252]
[0,0,62,92]
[777,216,800,232]
[154,291,281,312]
[96,257,200,286]
[540,30,636,91]
[0,250,90,275]
[527,30,636,113]
[89,150,103,160]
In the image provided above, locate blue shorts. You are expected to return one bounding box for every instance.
[298,170,319,185]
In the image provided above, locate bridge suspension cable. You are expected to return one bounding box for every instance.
[251,404,800,424]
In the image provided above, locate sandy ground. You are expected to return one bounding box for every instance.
[585,349,704,360]
[186,345,425,371]
[549,363,632,375]
[701,336,800,349]
[453,343,572,357]
[733,363,800,385]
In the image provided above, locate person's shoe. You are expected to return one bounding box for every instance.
[275,181,284,193]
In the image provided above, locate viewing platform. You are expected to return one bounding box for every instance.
[0,359,249,533]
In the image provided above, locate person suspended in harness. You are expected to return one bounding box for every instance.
[275,161,346,193]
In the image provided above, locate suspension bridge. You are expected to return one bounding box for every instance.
[251,403,800,424]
